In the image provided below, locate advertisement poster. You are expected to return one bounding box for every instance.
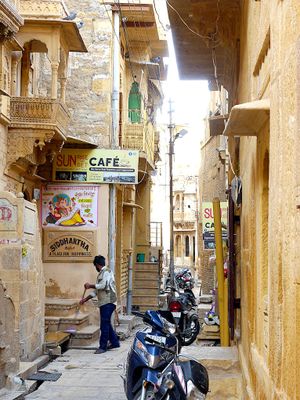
[41,185,98,228]
[53,149,139,184]
[202,202,228,250]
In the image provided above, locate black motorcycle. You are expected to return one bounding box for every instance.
[167,289,200,346]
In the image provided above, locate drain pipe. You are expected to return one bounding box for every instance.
[109,8,120,273]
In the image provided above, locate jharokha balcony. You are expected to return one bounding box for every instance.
[10,97,70,140]
[123,122,155,168]
[7,97,70,171]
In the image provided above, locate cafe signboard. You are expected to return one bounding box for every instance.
[202,202,228,249]
[53,149,139,184]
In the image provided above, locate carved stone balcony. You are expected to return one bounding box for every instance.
[123,122,155,168]
[8,97,70,168]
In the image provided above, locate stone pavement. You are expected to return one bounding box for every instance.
[25,339,132,400]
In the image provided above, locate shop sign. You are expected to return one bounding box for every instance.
[202,202,227,250]
[43,230,96,262]
[53,149,139,184]
[41,185,98,228]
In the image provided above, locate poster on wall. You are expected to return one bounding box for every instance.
[202,202,228,250]
[53,149,139,184]
[41,185,99,228]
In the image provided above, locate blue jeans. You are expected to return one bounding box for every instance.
[99,303,119,350]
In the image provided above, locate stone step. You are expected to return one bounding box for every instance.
[118,315,140,331]
[134,279,160,288]
[133,288,159,296]
[69,325,100,347]
[45,298,79,317]
[197,303,212,320]
[207,372,242,399]
[181,346,240,374]
[134,263,159,272]
[45,312,89,332]
[132,294,159,303]
[134,273,160,280]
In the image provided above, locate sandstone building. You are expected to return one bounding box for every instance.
[0,0,167,391]
[168,0,300,398]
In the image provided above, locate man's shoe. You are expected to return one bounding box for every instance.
[107,344,120,350]
[94,348,106,354]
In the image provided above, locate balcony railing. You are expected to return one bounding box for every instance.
[10,97,70,138]
[174,210,197,223]
[123,121,155,165]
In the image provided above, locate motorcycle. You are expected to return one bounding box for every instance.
[168,289,200,346]
[124,309,209,400]
[165,269,195,292]
[175,269,195,291]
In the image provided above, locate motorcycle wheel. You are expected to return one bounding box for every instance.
[181,315,200,346]
[133,387,156,400]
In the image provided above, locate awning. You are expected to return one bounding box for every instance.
[223,99,270,137]
[65,136,98,148]
[23,19,87,52]
[209,114,228,137]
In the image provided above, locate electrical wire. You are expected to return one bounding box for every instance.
[100,0,121,46]
[153,0,169,32]
[137,0,164,94]
[166,0,217,44]
[114,0,136,81]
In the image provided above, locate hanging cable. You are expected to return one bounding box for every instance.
[153,0,169,32]
[114,0,136,81]
[166,0,220,45]
[101,0,121,45]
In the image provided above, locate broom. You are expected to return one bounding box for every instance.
[64,288,86,335]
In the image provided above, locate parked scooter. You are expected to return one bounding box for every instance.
[167,289,200,346]
[124,310,209,400]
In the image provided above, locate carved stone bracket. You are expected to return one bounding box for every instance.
[7,129,55,168]
[0,1,23,43]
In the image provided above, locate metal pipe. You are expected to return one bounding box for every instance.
[168,115,175,287]
[108,10,120,274]
[213,198,228,346]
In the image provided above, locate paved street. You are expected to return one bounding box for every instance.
[25,340,132,400]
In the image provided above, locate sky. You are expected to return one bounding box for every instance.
[161,30,210,173]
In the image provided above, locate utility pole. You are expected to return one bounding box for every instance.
[168,99,175,286]
[109,9,120,273]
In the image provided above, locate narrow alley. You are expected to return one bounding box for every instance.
[0,0,299,399]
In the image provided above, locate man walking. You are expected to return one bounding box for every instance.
[79,255,120,354]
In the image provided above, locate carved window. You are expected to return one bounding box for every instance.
[175,194,180,210]
[185,236,190,257]
[175,235,182,258]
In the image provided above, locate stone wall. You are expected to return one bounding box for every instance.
[234,1,300,398]
[64,0,113,146]
[0,193,44,363]
[0,281,19,389]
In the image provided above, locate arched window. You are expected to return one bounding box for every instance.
[185,236,190,257]
[175,235,182,257]
[175,194,180,210]
[128,81,141,123]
